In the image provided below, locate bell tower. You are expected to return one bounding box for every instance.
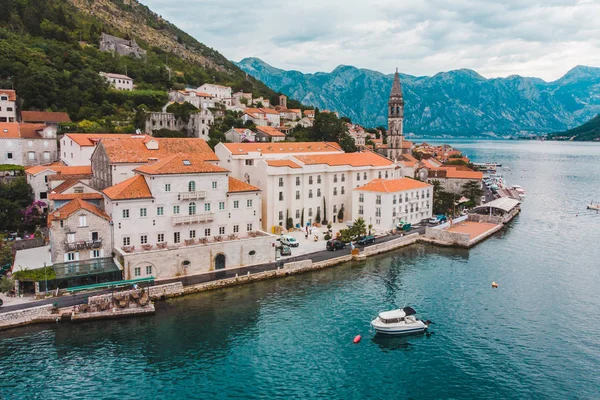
[387,69,404,161]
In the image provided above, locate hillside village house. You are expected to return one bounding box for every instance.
[255,126,286,142]
[100,72,134,91]
[197,84,232,105]
[168,90,216,109]
[0,122,58,166]
[418,164,483,193]
[0,89,17,123]
[224,127,256,143]
[90,136,219,190]
[21,111,71,125]
[25,164,92,206]
[215,142,401,232]
[144,108,213,140]
[60,133,139,166]
[99,32,147,58]
[101,153,274,280]
[352,178,433,230]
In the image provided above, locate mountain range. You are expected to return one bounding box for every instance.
[548,114,600,141]
[237,58,600,136]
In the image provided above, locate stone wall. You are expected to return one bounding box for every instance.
[362,234,419,256]
[468,214,503,225]
[425,226,471,247]
[148,282,184,299]
[0,305,56,331]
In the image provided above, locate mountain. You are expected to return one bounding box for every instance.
[0,0,279,126]
[548,114,600,141]
[237,58,600,136]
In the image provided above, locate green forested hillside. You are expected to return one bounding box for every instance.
[548,115,600,141]
[0,0,283,132]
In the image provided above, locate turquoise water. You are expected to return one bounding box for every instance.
[2,140,600,399]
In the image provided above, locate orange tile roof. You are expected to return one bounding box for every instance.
[245,107,279,115]
[265,159,302,169]
[356,178,432,193]
[441,167,483,180]
[401,141,414,149]
[47,173,92,181]
[222,142,342,155]
[303,110,315,115]
[49,192,104,201]
[0,89,16,101]
[399,154,419,167]
[101,137,218,164]
[48,198,110,222]
[103,175,153,200]
[19,123,48,139]
[256,126,286,137]
[289,109,301,113]
[26,164,92,176]
[0,122,19,138]
[21,111,71,123]
[65,133,143,147]
[295,151,393,167]
[135,153,228,175]
[50,179,79,194]
[227,177,260,193]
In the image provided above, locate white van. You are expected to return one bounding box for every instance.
[280,235,299,247]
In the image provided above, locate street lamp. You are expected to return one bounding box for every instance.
[43,262,47,296]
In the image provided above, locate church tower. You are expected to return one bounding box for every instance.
[386,69,404,161]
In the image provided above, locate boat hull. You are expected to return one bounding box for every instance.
[587,205,600,210]
[371,318,428,336]
[373,326,428,335]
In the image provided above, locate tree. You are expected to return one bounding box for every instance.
[462,181,483,205]
[315,208,321,224]
[152,128,187,138]
[312,112,347,142]
[301,207,305,227]
[0,276,14,294]
[351,218,367,238]
[338,134,358,153]
[337,205,345,222]
[167,101,198,124]
[0,242,13,266]
[285,209,294,230]
[322,197,327,224]
[134,105,148,131]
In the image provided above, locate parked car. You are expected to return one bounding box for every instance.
[280,235,299,247]
[326,239,345,251]
[429,215,447,225]
[0,298,3,307]
[279,245,291,256]
[357,235,375,245]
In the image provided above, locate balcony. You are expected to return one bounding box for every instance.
[64,239,103,251]
[173,213,215,225]
[179,191,206,200]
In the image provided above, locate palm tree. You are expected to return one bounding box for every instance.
[462,181,483,205]
[352,218,367,238]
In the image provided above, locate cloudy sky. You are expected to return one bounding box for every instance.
[143,0,600,81]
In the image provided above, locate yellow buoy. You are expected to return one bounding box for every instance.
[491,281,498,288]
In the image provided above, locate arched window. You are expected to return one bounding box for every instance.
[189,202,196,215]
[188,181,195,192]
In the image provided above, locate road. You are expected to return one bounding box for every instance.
[1,228,426,314]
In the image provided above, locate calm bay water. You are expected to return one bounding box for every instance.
[2,140,600,399]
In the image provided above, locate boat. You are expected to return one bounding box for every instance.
[587,202,600,210]
[371,306,429,335]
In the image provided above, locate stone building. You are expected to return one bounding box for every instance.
[224,127,256,143]
[144,109,213,140]
[0,122,58,166]
[25,164,93,206]
[255,126,286,142]
[100,72,133,91]
[99,33,147,58]
[168,90,216,109]
[48,198,113,265]
[386,69,405,161]
[0,89,17,123]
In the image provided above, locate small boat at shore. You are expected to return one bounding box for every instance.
[587,202,600,211]
[371,307,429,335]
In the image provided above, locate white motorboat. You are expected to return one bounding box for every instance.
[371,307,429,335]
[588,203,600,211]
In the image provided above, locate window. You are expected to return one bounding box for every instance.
[188,181,196,192]
[385,171,389,178]
[356,173,360,181]
[141,235,148,244]
[399,196,403,203]
[78,215,87,227]
[165,184,171,192]
[341,186,345,195]
[296,191,300,200]
[140,208,147,217]
[359,205,364,215]
[134,267,141,277]
[233,225,239,233]
[189,202,196,215]
[123,237,131,246]
[40,192,47,199]
[173,205,180,214]
[233,200,239,209]
[333,187,337,196]
[190,230,196,239]
[157,207,164,216]
[378,171,382,179]
[308,208,313,217]
[92,250,101,258]
[279,211,284,221]
[296,177,300,186]
[279,192,284,201]
[27,141,33,148]
[6,153,12,159]
[28,152,35,160]
[317,188,321,197]
[67,252,76,261]
[123,209,130,218]
[219,226,225,235]
[212,181,218,189]
[247,199,253,208]
[43,152,50,160]
[333,174,338,183]
[309,176,313,185]
[364,172,367,180]
[309,189,313,199]
[317,175,322,184]
[218,201,225,210]
[296,209,300,218]
[246,223,253,231]
[146,266,152,275]
[157,233,164,243]
[204,228,211,237]
[376,208,381,217]
[174,232,180,243]
[67,233,75,243]
[74,187,84,194]
[204,203,211,212]
[245,159,254,166]
[376,195,382,205]
[341,174,345,182]
[279,177,284,187]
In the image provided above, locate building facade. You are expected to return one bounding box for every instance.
[0,123,58,166]
[100,72,134,91]
[99,33,147,58]
[386,70,405,161]
[0,90,17,123]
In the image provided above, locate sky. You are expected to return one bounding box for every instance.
[142,0,600,81]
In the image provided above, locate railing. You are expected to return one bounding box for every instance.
[179,191,206,200]
[64,239,103,251]
[173,213,215,224]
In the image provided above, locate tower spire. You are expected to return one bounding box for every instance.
[390,69,403,97]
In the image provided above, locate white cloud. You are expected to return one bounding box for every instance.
[142,0,600,80]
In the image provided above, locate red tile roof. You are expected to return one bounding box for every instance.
[256,126,286,137]
[227,177,260,193]
[21,111,71,123]
[64,133,144,147]
[49,192,104,201]
[48,198,110,222]
[135,153,228,175]
[0,122,48,139]
[356,178,432,193]
[26,164,92,176]
[222,142,343,155]
[19,123,48,139]
[101,137,218,164]
[245,107,279,115]
[295,151,393,167]
[47,173,93,181]
[0,89,16,101]
[265,159,302,169]
[103,175,153,200]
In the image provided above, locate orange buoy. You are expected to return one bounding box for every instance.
[353,335,361,344]
[492,281,498,288]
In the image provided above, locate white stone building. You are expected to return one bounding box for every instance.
[0,122,57,166]
[224,127,256,143]
[101,153,273,280]
[244,108,281,127]
[197,84,232,104]
[60,133,138,166]
[25,164,93,206]
[0,89,17,123]
[168,90,216,110]
[100,72,134,91]
[145,109,213,140]
[215,143,399,232]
